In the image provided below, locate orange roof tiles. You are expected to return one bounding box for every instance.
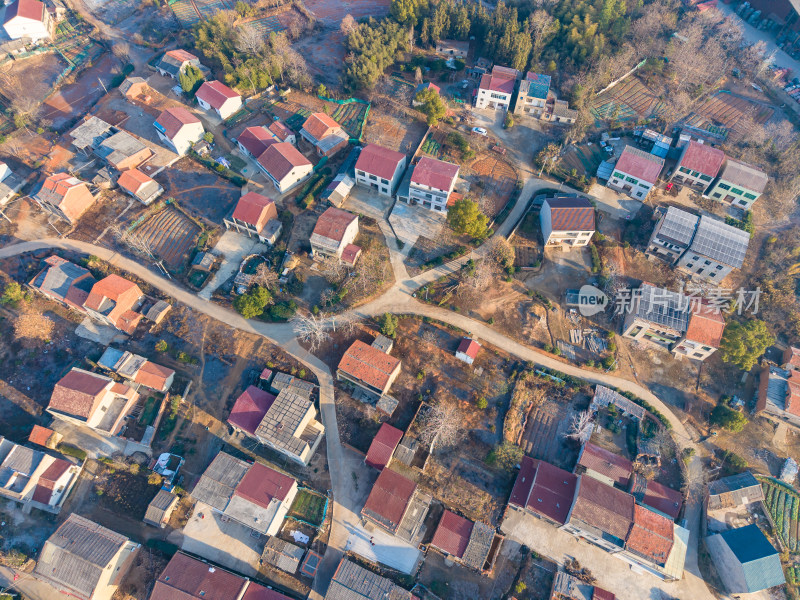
[338,340,401,392]
[256,142,311,181]
[165,49,198,63]
[546,196,595,232]
[238,126,276,158]
[312,207,357,243]
[231,192,277,230]
[117,168,154,194]
[457,338,481,360]
[49,370,109,419]
[268,121,293,142]
[134,361,174,390]
[28,425,55,447]
[625,505,674,566]
[685,309,725,348]
[302,113,342,141]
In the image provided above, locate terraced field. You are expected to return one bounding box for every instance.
[135,207,200,269]
[591,77,665,122]
[331,101,368,139]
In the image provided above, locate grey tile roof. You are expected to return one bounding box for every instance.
[144,490,178,526]
[271,372,315,394]
[632,283,690,333]
[191,452,250,511]
[35,514,130,598]
[70,117,113,151]
[33,261,92,301]
[1,445,40,476]
[261,537,304,573]
[325,558,412,600]
[655,206,699,247]
[255,388,316,457]
[96,131,149,165]
[688,216,750,269]
[720,159,768,194]
[461,520,495,570]
[591,385,647,420]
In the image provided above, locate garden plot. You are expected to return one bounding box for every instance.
[303,0,390,23]
[287,488,328,527]
[762,477,800,552]
[591,77,665,122]
[553,143,607,181]
[465,154,518,218]
[684,90,774,140]
[134,207,201,269]
[331,101,368,140]
[169,0,202,27]
[363,105,426,154]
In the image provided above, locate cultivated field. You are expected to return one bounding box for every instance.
[466,154,518,218]
[303,0,390,23]
[685,90,774,140]
[135,207,201,269]
[591,77,665,122]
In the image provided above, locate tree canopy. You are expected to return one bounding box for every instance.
[718,319,774,371]
[344,18,409,89]
[710,401,748,433]
[447,198,489,238]
[233,285,273,319]
[414,88,447,125]
[379,312,399,338]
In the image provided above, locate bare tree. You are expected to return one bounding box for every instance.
[414,66,423,84]
[252,262,278,289]
[291,312,330,352]
[236,24,265,55]
[318,255,347,285]
[417,401,465,458]
[527,9,557,64]
[331,311,359,336]
[421,329,438,346]
[112,225,157,261]
[485,237,515,269]
[112,42,131,64]
[340,14,356,37]
[566,410,594,444]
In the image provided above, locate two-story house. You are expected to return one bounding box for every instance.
[354,143,407,197]
[646,206,699,265]
[236,125,276,159]
[155,48,203,79]
[300,112,349,157]
[540,195,595,248]
[669,141,725,191]
[3,0,53,42]
[223,191,282,244]
[675,214,750,282]
[399,156,459,212]
[435,39,468,59]
[33,173,96,224]
[514,71,551,117]
[154,107,204,156]
[706,158,768,210]
[475,65,519,110]
[195,80,242,120]
[337,338,401,399]
[83,274,144,334]
[256,142,313,194]
[608,145,664,199]
[309,207,359,260]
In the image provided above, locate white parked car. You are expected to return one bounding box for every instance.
[472,127,487,136]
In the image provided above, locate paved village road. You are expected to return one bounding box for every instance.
[0,238,712,599]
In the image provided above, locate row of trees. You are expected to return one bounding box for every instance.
[344,18,409,89]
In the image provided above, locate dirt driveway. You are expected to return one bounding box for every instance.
[524,245,592,302]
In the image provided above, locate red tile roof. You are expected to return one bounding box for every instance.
[302,113,342,141]
[165,49,199,63]
[685,310,725,348]
[28,425,54,447]
[156,107,201,140]
[411,157,459,192]
[630,474,683,521]
[257,142,311,181]
[355,144,406,181]
[4,0,44,23]
[625,505,674,566]
[41,458,71,482]
[362,468,416,531]
[234,462,295,507]
[49,369,109,419]
[268,121,293,142]
[570,476,635,542]
[231,192,277,230]
[151,552,248,600]
[546,196,595,232]
[593,588,616,600]
[340,244,361,266]
[578,443,633,487]
[510,457,578,525]
[117,168,154,194]
[615,146,664,184]
[312,207,357,243]
[134,361,174,390]
[678,141,725,177]
[457,338,481,360]
[479,72,515,95]
[228,386,276,436]
[195,80,239,110]
[238,126,276,158]
[785,347,800,370]
[338,340,401,392]
[241,583,293,600]
[431,510,473,558]
[84,275,143,333]
[365,423,404,470]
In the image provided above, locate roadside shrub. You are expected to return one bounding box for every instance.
[155,340,168,352]
[477,397,488,410]
[58,443,87,461]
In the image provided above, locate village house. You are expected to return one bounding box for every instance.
[706,158,768,209]
[34,513,140,600]
[2,0,53,42]
[514,71,551,117]
[361,467,432,543]
[545,99,579,124]
[310,207,359,260]
[756,364,800,430]
[475,65,519,110]
[46,368,139,437]
[590,385,647,421]
[646,206,700,265]
[337,338,402,399]
[549,571,616,600]
[28,424,61,449]
[83,274,145,334]
[430,510,501,573]
[398,156,460,212]
[455,337,481,365]
[706,525,785,595]
[707,471,764,510]
[269,120,296,145]
[675,214,750,281]
[256,141,313,193]
[150,552,292,600]
[195,80,242,120]
[435,39,469,59]
[143,489,179,528]
[0,161,23,208]
[0,436,80,514]
[117,168,163,206]
[154,107,204,156]
[228,384,324,465]
[98,346,175,392]
[325,558,414,600]
[96,131,153,171]
[365,423,404,471]
[33,173,96,224]
[608,145,664,199]
[507,456,579,527]
[119,77,149,102]
[261,537,305,574]
[300,112,349,157]
[223,191,282,244]
[576,443,633,489]
[354,144,407,197]
[236,125,276,159]
[155,48,203,79]
[621,283,726,362]
[191,451,297,536]
[540,196,596,248]
[28,255,96,310]
[628,473,683,521]
[669,140,725,190]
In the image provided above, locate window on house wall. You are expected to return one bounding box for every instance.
[731,188,744,195]
[743,192,757,200]
[717,183,731,190]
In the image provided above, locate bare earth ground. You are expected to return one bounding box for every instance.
[1,52,66,104]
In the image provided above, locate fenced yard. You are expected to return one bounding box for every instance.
[288,489,328,527]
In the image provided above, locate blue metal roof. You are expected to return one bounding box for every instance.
[720,525,785,593]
